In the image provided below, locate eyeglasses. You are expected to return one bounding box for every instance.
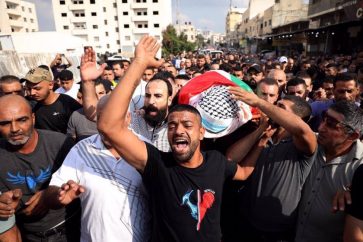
[321,111,355,132]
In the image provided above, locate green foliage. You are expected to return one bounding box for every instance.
[162,25,197,57]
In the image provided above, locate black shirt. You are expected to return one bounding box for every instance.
[143,142,237,242]
[346,164,363,220]
[33,94,82,134]
[0,129,74,233]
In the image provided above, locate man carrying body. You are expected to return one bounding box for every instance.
[96,36,257,242]
[226,92,317,241]
[0,95,78,241]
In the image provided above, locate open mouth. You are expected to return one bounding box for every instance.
[173,138,189,152]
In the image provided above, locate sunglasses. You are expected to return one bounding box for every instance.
[321,111,355,132]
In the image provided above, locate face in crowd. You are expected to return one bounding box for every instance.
[144,79,172,126]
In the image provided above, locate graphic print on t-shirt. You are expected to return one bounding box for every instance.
[181,189,215,231]
[6,165,52,192]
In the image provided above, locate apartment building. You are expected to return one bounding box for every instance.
[52,0,172,55]
[0,0,39,33]
[175,21,196,42]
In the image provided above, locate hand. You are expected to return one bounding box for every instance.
[313,88,327,101]
[58,180,85,206]
[0,189,22,218]
[80,48,107,82]
[133,35,163,68]
[332,186,351,213]
[21,190,48,217]
[228,86,261,107]
[258,126,277,147]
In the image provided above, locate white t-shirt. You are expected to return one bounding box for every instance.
[50,134,151,242]
[55,83,80,100]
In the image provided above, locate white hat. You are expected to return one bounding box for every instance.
[279,56,288,63]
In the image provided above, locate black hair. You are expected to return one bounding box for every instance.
[147,76,173,97]
[0,75,20,84]
[330,101,363,135]
[111,61,124,68]
[153,71,175,83]
[282,95,312,122]
[168,104,202,124]
[286,77,307,88]
[334,74,358,87]
[104,65,113,71]
[38,65,50,71]
[175,74,190,81]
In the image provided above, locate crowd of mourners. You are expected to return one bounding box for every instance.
[0,35,362,242]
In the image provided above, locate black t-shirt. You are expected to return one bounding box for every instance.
[51,64,69,80]
[33,94,82,134]
[346,164,363,220]
[143,142,237,242]
[0,129,74,233]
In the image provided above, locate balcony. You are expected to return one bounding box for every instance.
[131,2,148,9]
[9,19,23,27]
[72,28,88,35]
[70,16,86,23]
[68,4,85,11]
[7,8,21,16]
[5,0,20,5]
[132,28,149,34]
[131,15,148,22]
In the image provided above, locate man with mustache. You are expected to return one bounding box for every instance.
[0,95,78,241]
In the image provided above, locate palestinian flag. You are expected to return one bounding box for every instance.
[178,70,253,138]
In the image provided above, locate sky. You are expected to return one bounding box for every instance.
[27,0,249,33]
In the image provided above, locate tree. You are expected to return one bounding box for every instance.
[162,25,196,57]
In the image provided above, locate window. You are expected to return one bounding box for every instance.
[117,40,120,44]
[104,20,107,25]
[123,11,128,15]
[125,36,130,40]
[26,28,29,32]
[122,0,127,2]
[93,25,98,29]
[264,21,267,27]
[118,49,122,53]
[154,23,159,28]
[269,19,272,26]
[115,16,118,20]
[60,0,65,4]
[144,24,148,28]
[143,11,147,15]
[115,27,119,32]
[124,24,129,28]
[137,12,141,16]
[260,24,263,29]
[94,36,99,41]
[105,31,109,36]
[61,13,67,17]
[90,0,95,3]
[11,28,15,32]
[113,2,117,7]
[28,8,32,13]
[107,44,110,48]
[137,24,142,28]
[152,0,158,2]
[24,17,27,22]
[64,25,69,30]
[153,11,158,15]
[91,12,97,16]
[22,6,25,11]
[275,0,280,3]
[30,19,34,23]
[103,7,106,12]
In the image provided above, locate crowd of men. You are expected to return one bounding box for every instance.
[0,35,362,242]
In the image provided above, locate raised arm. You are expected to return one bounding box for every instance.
[97,36,163,171]
[50,54,61,68]
[64,55,73,68]
[229,86,317,155]
[80,50,106,121]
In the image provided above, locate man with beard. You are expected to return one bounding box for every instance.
[97,36,257,242]
[0,95,79,241]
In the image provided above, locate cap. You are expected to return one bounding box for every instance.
[59,70,73,81]
[279,56,288,63]
[247,64,262,74]
[22,67,52,83]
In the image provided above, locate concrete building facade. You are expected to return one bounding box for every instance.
[52,0,172,56]
[0,0,38,33]
[175,21,196,42]
[225,7,246,46]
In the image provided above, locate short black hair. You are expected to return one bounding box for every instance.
[111,61,124,68]
[286,77,307,88]
[104,65,113,71]
[147,76,173,97]
[282,95,311,122]
[175,74,190,81]
[334,74,357,87]
[168,104,202,124]
[38,65,50,71]
[0,75,20,84]
[153,71,175,83]
[330,101,363,135]
[95,78,112,93]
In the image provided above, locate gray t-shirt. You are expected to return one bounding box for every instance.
[243,138,316,232]
[67,108,98,142]
[296,141,363,242]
